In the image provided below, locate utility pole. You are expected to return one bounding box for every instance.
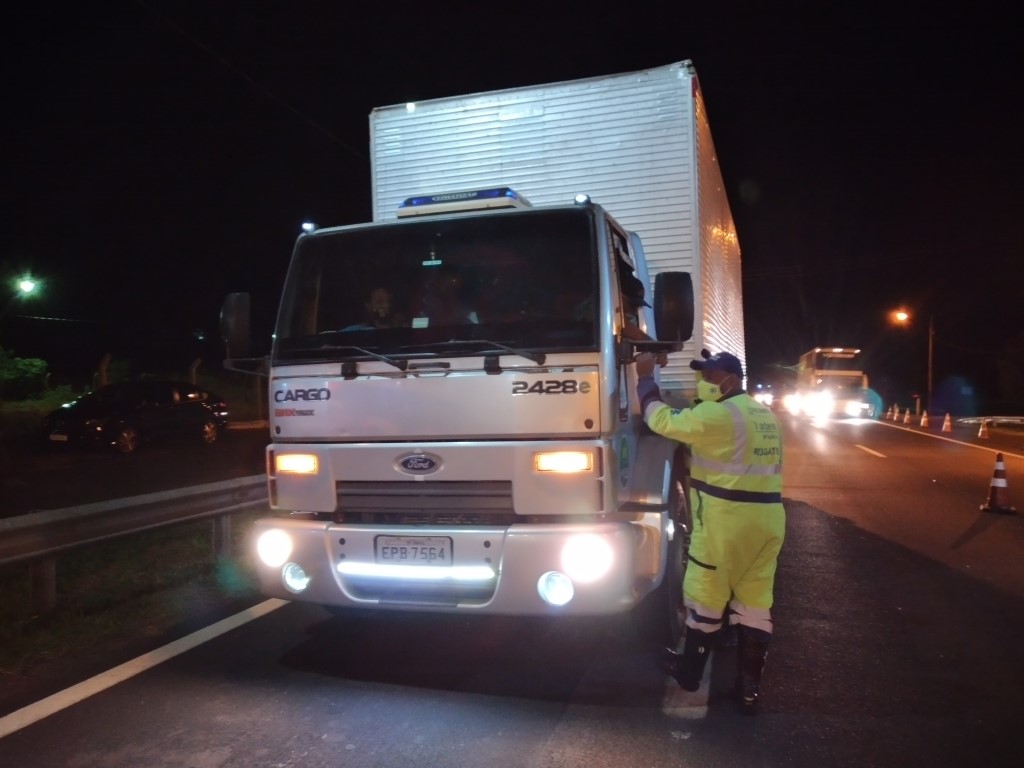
[927,315,934,414]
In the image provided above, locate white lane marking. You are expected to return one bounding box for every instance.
[855,444,887,458]
[875,421,1024,460]
[0,598,288,739]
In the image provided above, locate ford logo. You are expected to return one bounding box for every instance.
[398,453,442,475]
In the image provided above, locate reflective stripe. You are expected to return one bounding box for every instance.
[684,598,725,632]
[691,455,782,476]
[721,401,747,464]
[643,401,666,422]
[692,478,782,504]
[728,598,773,634]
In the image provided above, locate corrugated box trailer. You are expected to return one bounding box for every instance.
[370,60,745,395]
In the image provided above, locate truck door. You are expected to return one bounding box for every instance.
[608,222,647,497]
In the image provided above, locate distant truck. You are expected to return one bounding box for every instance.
[785,347,877,418]
[221,61,744,647]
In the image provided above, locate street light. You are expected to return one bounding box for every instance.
[2,273,43,325]
[890,308,934,414]
[16,277,38,297]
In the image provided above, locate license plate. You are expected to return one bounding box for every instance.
[49,434,69,442]
[374,535,452,565]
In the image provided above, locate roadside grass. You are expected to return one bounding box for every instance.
[0,513,264,678]
[0,388,78,442]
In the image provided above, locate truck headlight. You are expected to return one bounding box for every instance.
[257,528,293,567]
[804,392,834,419]
[561,534,614,583]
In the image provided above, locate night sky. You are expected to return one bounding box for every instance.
[3,2,1022,410]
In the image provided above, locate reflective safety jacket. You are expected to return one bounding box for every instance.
[643,393,783,504]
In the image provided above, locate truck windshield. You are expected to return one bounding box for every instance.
[815,351,863,371]
[818,377,865,394]
[273,208,598,363]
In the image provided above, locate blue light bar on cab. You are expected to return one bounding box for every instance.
[397,187,532,218]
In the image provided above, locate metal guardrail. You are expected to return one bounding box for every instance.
[884,408,1024,429]
[0,474,268,612]
[956,416,1024,427]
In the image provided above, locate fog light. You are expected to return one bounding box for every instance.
[257,528,292,567]
[537,571,574,606]
[561,534,614,583]
[282,562,310,593]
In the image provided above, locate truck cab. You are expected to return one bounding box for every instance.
[223,188,694,645]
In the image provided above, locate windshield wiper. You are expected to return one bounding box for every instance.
[402,339,546,365]
[286,343,408,371]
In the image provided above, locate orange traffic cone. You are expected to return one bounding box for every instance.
[941,413,952,433]
[885,406,892,420]
[980,452,1016,514]
[893,407,900,422]
[978,420,989,439]
[903,409,912,424]
[920,411,930,428]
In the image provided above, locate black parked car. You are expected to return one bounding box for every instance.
[42,380,230,454]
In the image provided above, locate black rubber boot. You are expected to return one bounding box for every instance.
[716,622,738,648]
[662,627,718,692]
[735,627,770,715]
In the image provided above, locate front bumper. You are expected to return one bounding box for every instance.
[252,517,649,616]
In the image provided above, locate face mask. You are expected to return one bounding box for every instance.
[696,378,722,402]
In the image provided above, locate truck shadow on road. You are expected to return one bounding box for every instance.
[278,609,672,708]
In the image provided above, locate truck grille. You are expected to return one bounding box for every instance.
[334,480,516,525]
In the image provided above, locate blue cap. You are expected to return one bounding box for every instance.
[690,350,743,379]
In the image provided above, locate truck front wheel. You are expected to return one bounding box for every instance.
[634,528,684,649]
[633,473,686,649]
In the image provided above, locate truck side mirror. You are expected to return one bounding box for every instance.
[653,272,694,342]
[220,292,251,360]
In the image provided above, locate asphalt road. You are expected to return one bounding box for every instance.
[2,417,1024,766]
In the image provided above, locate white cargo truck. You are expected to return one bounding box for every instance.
[222,60,744,647]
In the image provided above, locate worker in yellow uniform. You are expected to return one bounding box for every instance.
[635,349,785,715]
